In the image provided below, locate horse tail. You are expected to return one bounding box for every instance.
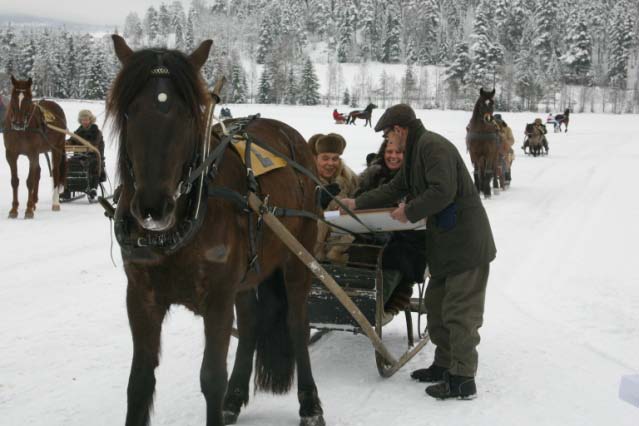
[254,268,294,394]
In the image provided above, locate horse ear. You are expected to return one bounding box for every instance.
[27,77,32,86]
[189,40,213,70]
[112,34,134,64]
[489,88,495,97]
[11,75,16,86]
[479,87,485,96]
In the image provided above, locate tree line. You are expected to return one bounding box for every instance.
[1,0,638,112]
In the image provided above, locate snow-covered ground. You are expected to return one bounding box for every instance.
[1,102,638,425]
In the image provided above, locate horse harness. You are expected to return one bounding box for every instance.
[104,109,372,277]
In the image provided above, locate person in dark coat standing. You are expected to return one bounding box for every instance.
[341,104,496,400]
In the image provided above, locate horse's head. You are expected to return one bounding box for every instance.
[9,75,34,130]
[107,35,213,232]
[366,103,378,111]
[475,88,496,124]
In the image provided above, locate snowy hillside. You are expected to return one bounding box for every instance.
[1,101,638,425]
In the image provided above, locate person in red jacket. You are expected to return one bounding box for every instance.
[332,108,346,124]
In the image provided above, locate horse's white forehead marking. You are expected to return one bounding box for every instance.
[158,93,168,102]
[484,99,491,106]
[18,92,24,109]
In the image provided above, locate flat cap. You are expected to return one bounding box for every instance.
[374,104,417,132]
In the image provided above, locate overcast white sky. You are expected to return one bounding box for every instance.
[1,0,183,27]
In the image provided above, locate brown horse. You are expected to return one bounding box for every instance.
[346,102,377,126]
[107,35,324,426]
[3,76,67,218]
[554,108,570,132]
[525,123,545,157]
[466,88,499,198]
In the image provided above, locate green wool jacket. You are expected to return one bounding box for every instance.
[355,120,496,278]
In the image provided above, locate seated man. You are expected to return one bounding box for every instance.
[309,133,358,263]
[332,109,346,124]
[534,117,549,153]
[72,109,106,182]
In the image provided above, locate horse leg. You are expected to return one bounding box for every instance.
[51,149,64,211]
[284,263,325,426]
[124,278,168,426]
[201,289,235,426]
[223,290,258,425]
[472,165,481,193]
[6,151,20,218]
[33,161,41,209]
[25,155,40,219]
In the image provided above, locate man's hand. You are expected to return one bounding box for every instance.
[339,198,357,213]
[390,202,408,223]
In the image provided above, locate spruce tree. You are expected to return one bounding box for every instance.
[256,15,274,64]
[608,2,635,89]
[257,66,273,104]
[230,63,247,103]
[562,15,593,85]
[144,6,160,45]
[401,65,417,105]
[299,57,320,105]
[342,88,350,106]
[283,67,298,105]
[382,11,401,63]
[85,48,109,100]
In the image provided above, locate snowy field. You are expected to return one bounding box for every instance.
[1,102,638,426]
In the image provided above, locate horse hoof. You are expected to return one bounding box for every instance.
[300,415,326,426]
[24,211,34,219]
[52,205,61,212]
[8,210,18,219]
[223,410,238,425]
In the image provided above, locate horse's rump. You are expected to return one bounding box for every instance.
[38,100,67,129]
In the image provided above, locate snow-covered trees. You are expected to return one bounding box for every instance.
[562,15,593,85]
[608,1,635,89]
[298,57,320,105]
[1,0,638,112]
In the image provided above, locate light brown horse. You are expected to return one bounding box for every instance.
[3,76,67,218]
[466,88,499,198]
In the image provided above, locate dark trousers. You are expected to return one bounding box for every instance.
[425,264,489,377]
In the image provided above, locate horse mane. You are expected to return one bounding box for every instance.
[106,47,209,180]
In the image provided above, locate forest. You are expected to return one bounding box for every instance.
[1,0,638,113]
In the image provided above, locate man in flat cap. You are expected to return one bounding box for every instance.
[341,104,496,400]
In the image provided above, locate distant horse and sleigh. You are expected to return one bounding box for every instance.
[465,88,514,198]
[3,76,67,218]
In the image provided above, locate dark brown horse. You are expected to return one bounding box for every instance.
[466,88,499,198]
[107,35,324,426]
[554,108,570,132]
[346,102,377,126]
[3,76,67,218]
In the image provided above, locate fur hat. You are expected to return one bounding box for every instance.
[534,118,542,125]
[308,133,325,156]
[374,104,417,132]
[78,109,96,124]
[315,133,346,155]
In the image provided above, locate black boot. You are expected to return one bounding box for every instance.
[410,364,446,383]
[425,371,477,400]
